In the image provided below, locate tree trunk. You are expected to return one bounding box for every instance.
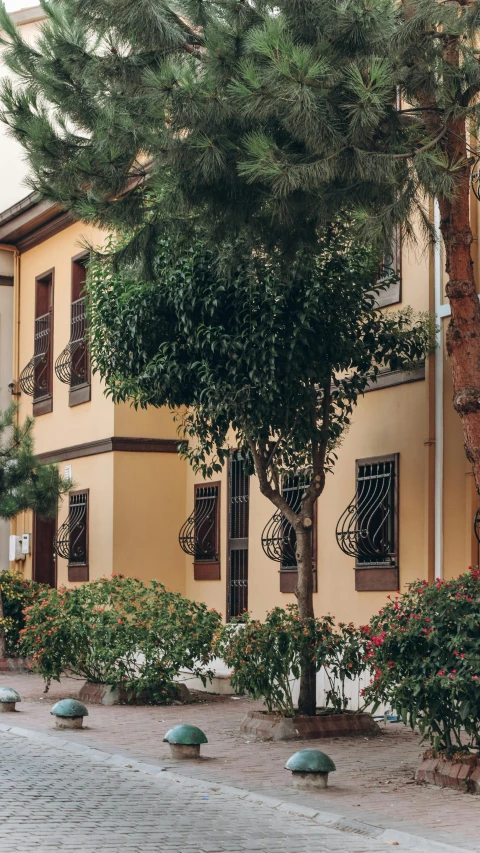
[295,524,317,716]
[0,590,6,659]
[439,119,480,497]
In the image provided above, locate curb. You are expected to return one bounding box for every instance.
[0,722,475,853]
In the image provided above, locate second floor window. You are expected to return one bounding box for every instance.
[19,269,54,415]
[55,254,91,405]
[178,483,221,580]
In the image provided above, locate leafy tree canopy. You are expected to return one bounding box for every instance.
[87,227,433,503]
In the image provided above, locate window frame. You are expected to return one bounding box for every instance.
[33,268,54,416]
[67,488,89,583]
[354,453,399,592]
[69,251,91,407]
[193,481,221,581]
[375,225,402,308]
[227,453,250,619]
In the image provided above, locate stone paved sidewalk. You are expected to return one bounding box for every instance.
[2,673,479,852]
[3,729,412,853]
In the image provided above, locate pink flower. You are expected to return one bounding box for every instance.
[438,670,446,676]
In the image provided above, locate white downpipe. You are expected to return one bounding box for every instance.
[434,200,444,581]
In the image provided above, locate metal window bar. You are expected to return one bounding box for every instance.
[55,299,89,388]
[19,312,52,398]
[228,456,250,619]
[53,493,88,564]
[336,460,396,565]
[474,507,480,544]
[261,475,311,569]
[179,485,219,561]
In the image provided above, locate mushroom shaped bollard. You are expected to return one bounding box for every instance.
[163,724,208,759]
[285,749,336,790]
[50,699,88,729]
[0,687,21,712]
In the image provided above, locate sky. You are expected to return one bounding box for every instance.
[4,0,40,11]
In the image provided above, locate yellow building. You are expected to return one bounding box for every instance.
[0,196,187,594]
[0,190,477,630]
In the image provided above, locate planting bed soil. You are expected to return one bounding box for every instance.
[0,657,32,673]
[240,708,380,741]
[416,753,480,794]
[79,681,192,706]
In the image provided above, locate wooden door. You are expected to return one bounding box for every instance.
[33,514,56,587]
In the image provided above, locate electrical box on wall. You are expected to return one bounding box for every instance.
[9,536,25,562]
[21,533,31,555]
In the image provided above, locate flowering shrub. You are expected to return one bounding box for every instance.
[362,569,480,754]
[0,571,44,656]
[220,606,365,717]
[20,575,222,703]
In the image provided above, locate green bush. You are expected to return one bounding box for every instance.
[20,575,222,703]
[220,606,365,717]
[362,569,480,754]
[0,570,44,656]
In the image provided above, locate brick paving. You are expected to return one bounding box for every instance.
[2,673,480,851]
[1,729,410,853]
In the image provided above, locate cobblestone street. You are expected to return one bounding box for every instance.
[2,674,479,851]
[0,729,431,853]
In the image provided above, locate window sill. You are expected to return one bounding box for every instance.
[280,569,317,594]
[194,561,220,581]
[33,395,53,416]
[68,564,89,583]
[69,383,91,407]
[355,566,399,591]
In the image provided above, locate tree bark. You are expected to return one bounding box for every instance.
[294,523,317,716]
[0,590,6,659]
[438,126,480,495]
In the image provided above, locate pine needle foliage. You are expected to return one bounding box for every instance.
[0,403,71,520]
[0,0,469,261]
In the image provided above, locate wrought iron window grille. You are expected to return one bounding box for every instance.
[474,507,480,544]
[179,484,219,561]
[261,475,312,569]
[55,299,89,387]
[228,455,250,620]
[336,457,397,566]
[19,312,52,398]
[53,492,88,565]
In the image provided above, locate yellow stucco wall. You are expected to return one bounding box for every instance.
[112,451,187,593]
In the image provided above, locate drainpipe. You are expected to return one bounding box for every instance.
[434,201,443,581]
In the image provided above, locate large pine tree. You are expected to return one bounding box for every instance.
[1,1,480,490]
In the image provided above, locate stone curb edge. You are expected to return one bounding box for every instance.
[0,722,474,853]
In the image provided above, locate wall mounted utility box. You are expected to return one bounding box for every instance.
[21,533,30,555]
[9,535,25,562]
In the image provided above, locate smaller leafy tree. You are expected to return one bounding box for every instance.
[87,225,432,715]
[363,570,480,754]
[0,570,43,657]
[0,403,71,658]
[220,606,365,717]
[20,575,222,703]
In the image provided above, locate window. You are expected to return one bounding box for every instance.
[227,454,250,619]
[55,254,90,406]
[375,226,401,308]
[19,269,54,415]
[261,475,317,594]
[336,454,399,591]
[53,490,89,583]
[178,483,221,580]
